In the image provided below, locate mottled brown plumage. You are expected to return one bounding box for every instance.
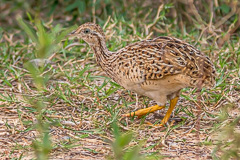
[69,22,216,125]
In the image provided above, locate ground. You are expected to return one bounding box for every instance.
[0,57,239,159]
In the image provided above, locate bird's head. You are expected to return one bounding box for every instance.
[68,22,105,46]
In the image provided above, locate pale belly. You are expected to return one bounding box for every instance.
[120,74,191,105]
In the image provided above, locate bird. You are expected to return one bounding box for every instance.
[68,22,216,126]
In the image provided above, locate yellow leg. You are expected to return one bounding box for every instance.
[122,105,165,118]
[160,96,179,125]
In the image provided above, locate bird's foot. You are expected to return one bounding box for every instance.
[122,105,165,118]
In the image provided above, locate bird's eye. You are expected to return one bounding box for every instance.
[83,28,90,34]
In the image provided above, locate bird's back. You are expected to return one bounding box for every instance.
[109,36,216,90]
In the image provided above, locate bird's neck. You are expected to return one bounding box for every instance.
[90,37,119,82]
[90,37,113,65]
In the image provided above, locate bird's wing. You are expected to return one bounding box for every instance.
[116,36,215,88]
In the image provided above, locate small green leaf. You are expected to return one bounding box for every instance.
[65,1,79,11]
[77,0,86,13]
[220,4,231,14]
[16,16,38,43]
[118,133,133,148]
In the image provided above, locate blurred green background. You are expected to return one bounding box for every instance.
[1,0,239,35]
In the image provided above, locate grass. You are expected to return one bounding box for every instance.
[0,0,240,159]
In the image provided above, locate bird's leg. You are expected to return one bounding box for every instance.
[160,96,179,125]
[122,105,165,118]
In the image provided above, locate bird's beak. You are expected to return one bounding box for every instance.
[67,30,77,37]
